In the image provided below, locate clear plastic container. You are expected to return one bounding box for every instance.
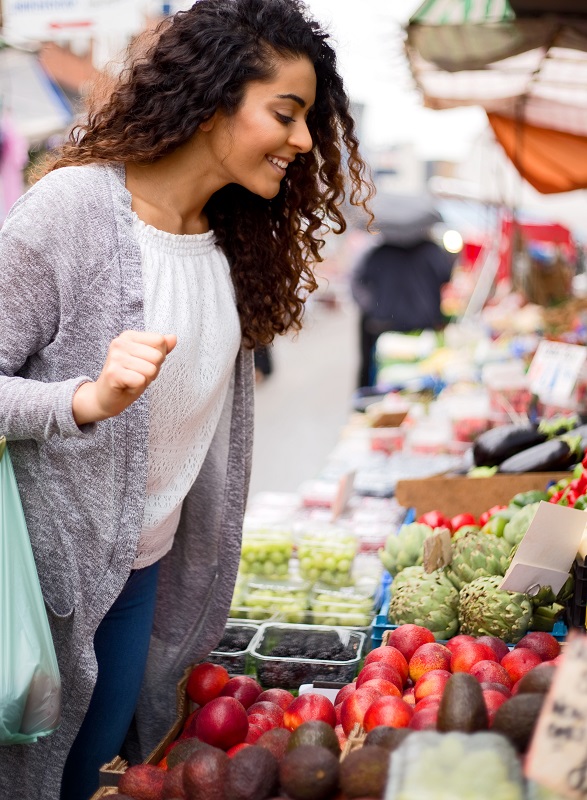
[297,528,358,586]
[249,623,365,689]
[384,731,524,800]
[239,525,293,580]
[241,577,311,624]
[207,622,258,675]
[309,582,375,627]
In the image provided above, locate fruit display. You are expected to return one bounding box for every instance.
[387,566,459,640]
[239,525,293,580]
[297,528,358,585]
[308,581,377,627]
[206,623,259,675]
[238,576,311,624]
[249,623,365,690]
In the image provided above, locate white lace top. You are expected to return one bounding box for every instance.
[132,213,241,568]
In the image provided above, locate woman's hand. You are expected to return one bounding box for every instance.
[72,331,177,425]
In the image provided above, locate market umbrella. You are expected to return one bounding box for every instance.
[371,192,443,246]
[405,0,587,193]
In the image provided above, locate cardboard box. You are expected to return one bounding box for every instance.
[89,665,193,799]
[395,472,570,519]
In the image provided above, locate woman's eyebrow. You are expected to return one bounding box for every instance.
[275,93,307,108]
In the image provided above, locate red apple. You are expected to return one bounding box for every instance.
[476,635,510,663]
[244,724,266,744]
[357,678,401,698]
[450,642,497,673]
[356,663,403,692]
[514,632,561,662]
[402,687,416,707]
[246,714,275,733]
[501,649,542,683]
[363,696,414,731]
[414,669,451,702]
[335,703,342,726]
[340,687,382,736]
[186,662,230,706]
[246,701,284,727]
[469,660,513,689]
[483,689,509,724]
[179,708,201,740]
[195,696,248,750]
[414,695,442,712]
[364,646,409,684]
[409,706,439,730]
[220,676,262,709]
[444,634,476,655]
[334,683,356,706]
[282,693,336,731]
[408,643,451,682]
[256,688,295,710]
[386,625,435,662]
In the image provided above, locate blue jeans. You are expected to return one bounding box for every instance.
[60,561,160,800]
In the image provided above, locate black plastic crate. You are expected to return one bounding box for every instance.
[569,556,587,629]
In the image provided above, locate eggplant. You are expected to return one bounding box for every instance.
[472,423,547,468]
[498,434,582,473]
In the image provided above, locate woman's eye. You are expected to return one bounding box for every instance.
[276,113,295,124]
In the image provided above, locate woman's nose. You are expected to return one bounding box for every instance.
[289,121,313,154]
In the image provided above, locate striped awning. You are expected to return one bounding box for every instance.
[406,0,587,138]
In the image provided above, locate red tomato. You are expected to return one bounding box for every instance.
[478,505,508,528]
[450,513,477,531]
[417,510,452,531]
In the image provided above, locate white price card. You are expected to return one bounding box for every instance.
[500,502,587,596]
[330,471,355,521]
[526,633,587,798]
[527,340,587,404]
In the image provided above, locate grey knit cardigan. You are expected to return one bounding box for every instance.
[0,163,254,800]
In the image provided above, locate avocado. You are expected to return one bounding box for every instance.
[364,725,413,751]
[491,693,545,753]
[516,665,556,695]
[437,672,489,733]
[339,745,390,799]
[183,747,229,800]
[167,737,213,769]
[226,745,279,800]
[286,720,341,758]
[279,744,340,800]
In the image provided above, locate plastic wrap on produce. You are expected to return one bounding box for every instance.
[384,731,524,800]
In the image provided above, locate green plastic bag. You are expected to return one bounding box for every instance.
[0,437,61,744]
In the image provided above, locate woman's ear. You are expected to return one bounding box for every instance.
[199,113,217,132]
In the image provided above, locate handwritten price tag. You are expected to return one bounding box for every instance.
[423,528,452,573]
[526,633,587,798]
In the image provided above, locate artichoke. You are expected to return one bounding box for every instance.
[388,565,460,640]
[446,530,513,591]
[458,575,533,643]
[502,502,540,548]
[379,522,435,577]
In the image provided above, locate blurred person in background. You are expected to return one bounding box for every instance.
[351,197,454,388]
[0,1,372,798]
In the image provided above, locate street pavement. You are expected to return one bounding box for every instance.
[248,299,359,500]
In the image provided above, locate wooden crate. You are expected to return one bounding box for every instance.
[89,665,193,799]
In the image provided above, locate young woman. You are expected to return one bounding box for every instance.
[0,1,372,798]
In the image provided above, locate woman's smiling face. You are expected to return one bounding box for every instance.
[204,54,317,199]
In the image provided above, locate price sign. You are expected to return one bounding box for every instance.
[526,633,587,798]
[527,340,587,405]
[330,471,355,521]
[423,528,452,573]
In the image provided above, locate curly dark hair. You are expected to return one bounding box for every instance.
[47,0,373,347]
